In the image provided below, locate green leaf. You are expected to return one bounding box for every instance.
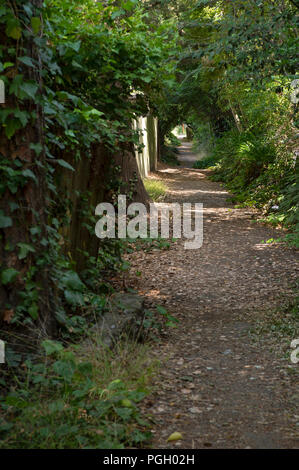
[115,407,133,421]
[20,82,38,100]
[6,19,22,40]
[141,76,152,83]
[56,159,75,171]
[23,4,33,18]
[1,268,19,285]
[30,226,41,236]
[53,360,75,381]
[31,17,41,34]
[167,432,183,442]
[122,1,138,11]
[156,305,167,315]
[18,56,35,68]
[64,290,85,306]
[42,339,64,356]
[8,202,19,212]
[29,143,43,155]
[17,242,35,260]
[22,169,37,183]
[14,109,29,127]
[4,118,21,139]
[28,303,38,320]
[61,271,85,291]
[0,213,12,228]
[0,62,14,72]
[69,41,81,52]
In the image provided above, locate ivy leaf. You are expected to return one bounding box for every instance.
[1,268,19,285]
[0,212,12,228]
[69,41,81,52]
[61,271,85,291]
[71,60,84,70]
[20,82,38,100]
[115,407,133,421]
[57,159,75,171]
[141,76,152,83]
[14,109,29,127]
[23,4,33,17]
[18,56,35,68]
[17,242,36,260]
[64,290,85,306]
[30,226,41,236]
[22,169,37,183]
[4,118,21,139]
[29,143,43,156]
[28,303,38,320]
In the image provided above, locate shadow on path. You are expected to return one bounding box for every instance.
[125,153,299,449]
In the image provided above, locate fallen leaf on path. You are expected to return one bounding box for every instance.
[167,432,183,442]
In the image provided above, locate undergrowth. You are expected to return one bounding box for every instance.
[143,179,167,201]
[193,154,219,169]
[210,128,299,247]
[0,337,158,449]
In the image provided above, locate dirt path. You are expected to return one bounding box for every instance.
[176,141,199,168]
[127,146,299,449]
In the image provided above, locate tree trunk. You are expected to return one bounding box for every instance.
[0,1,56,340]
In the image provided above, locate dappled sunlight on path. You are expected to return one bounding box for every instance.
[124,149,299,449]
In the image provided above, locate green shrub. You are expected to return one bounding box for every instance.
[210,126,298,245]
[193,154,219,169]
[161,145,180,166]
[165,132,181,147]
[0,339,155,449]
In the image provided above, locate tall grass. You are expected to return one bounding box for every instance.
[144,178,168,201]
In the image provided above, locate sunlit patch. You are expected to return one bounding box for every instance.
[159,168,181,174]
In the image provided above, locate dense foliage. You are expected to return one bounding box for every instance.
[0,0,177,347]
[0,0,298,449]
[149,0,298,245]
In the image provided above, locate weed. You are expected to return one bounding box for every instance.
[143,179,168,202]
[0,336,158,449]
